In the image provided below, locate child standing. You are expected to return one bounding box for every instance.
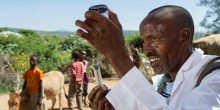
[79,50,89,106]
[21,54,44,110]
[68,51,85,110]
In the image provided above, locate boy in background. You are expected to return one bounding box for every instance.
[68,51,84,110]
[21,54,44,110]
[79,50,89,106]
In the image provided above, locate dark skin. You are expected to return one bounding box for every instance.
[140,9,192,80]
[76,6,193,110]
[22,56,43,106]
[88,86,115,110]
[76,10,134,79]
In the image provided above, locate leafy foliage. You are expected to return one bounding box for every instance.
[125,33,143,50]
[0,27,9,32]
[60,34,97,57]
[198,0,220,34]
[0,30,97,93]
[0,29,150,93]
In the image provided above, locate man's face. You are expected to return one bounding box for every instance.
[30,56,38,68]
[140,17,182,74]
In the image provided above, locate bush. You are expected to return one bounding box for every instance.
[125,33,143,50]
[0,31,98,93]
[0,30,155,93]
[0,86,9,94]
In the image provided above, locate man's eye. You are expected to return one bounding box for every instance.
[152,37,158,42]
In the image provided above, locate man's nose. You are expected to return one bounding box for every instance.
[143,42,154,55]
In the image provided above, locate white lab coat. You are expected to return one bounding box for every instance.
[106,49,220,110]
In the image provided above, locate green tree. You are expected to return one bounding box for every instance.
[0,27,9,32]
[0,35,20,55]
[198,0,220,34]
[0,31,100,93]
[60,34,96,57]
[125,33,142,49]
[18,29,36,36]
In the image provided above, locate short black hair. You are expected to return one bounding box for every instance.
[30,54,39,63]
[72,50,80,60]
[148,5,194,38]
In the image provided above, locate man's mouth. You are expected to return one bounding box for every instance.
[149,57,160,67]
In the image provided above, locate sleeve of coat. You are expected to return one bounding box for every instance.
[106,67,168,110]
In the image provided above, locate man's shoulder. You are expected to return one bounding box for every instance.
[193,56,220,87]
[202,54,218,59]
[190,54,218,63]
[200,55,220,64]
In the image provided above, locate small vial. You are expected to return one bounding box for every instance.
[92,56,104,87]
[89,4,109,18]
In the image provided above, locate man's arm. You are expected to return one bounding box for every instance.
[75,9,134,78]
[76,9,169,110]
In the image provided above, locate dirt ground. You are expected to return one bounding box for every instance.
[2,78,118,110]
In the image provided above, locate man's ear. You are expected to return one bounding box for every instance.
[180,28,191,46]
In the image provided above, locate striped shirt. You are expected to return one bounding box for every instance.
[70,61,85,84]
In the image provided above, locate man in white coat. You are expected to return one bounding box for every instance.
[75,5,220,110]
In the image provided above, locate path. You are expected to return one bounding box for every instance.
[2,78,118,110]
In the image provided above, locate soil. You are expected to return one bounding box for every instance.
[2,78,118,110]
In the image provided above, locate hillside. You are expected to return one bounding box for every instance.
[0,27,138,37]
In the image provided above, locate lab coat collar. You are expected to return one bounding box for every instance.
[171,48,204,96]
[180,48,204,71]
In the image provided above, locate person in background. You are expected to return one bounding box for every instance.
[75,5,220,110]
[79,50,89,106]
[68,50,84,110]
[21,54,45,110]
[131,47,142,69]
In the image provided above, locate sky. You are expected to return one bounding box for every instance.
[0,0,208,32]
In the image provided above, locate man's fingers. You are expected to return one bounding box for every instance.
[108,9,122,29]
[88,86,100,102]
[93,86,108,103]
[92,86,108,109]
[85,10,108,22]
[84,19,98,29]
[97,97,108,110]
[75,20,94,34]
[85,10,100,20]
[76,29,89,39]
